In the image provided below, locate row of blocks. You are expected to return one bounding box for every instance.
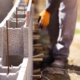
[0,1,29,57]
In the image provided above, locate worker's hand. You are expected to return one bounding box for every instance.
[25,0,29,4]
[39,10,50,27]
[25,0,35,4]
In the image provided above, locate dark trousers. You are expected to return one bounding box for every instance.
[46,0,78,60]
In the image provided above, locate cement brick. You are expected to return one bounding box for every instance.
[10,17,26,21]
[9,55,23,66]
[13,11,26,18]
[3,28,23,55]
[1,26,29,65]
[22,27,29,56]
[0,27,3,57]
[8,73,18,80]
[8,20,25,28]
[19,3,27,6]
[17,6,27,11]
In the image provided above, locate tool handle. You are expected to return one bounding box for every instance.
[38,17,43,29]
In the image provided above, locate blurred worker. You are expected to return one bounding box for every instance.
[25,0,78,68]
[39,0,78,68]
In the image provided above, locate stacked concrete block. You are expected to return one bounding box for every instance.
[0,58,28,80]
[17,6,27,11]
[0,27,3,57]
[0,73,18,80]
[0,0,33,80]
[0,63,21,80]
[19,2,27,6]
[13,11,26,18]
[8,19,25,28]
[22,26,29,56]
[3,28,23,55]
[1,26,29,66]
[20,0,26,3]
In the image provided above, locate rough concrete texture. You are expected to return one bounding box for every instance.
[0,26,29,66]
[17,6,27,11]
[22,27,29,56]
[13,11,26,18]
[0,27,3,57]
[8,19,25,28]
[19,3,27,6]
[3,28,23,55]
[0,64,21,73]
[0,73,18,80]
[2,27,28,56]
[0,0,31,80]
[0,0,13,23]
[0,58,28,80]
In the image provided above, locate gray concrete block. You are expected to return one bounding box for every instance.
[8,73,18,80]
[22,27,29,56]
[3,28,23,55]
[19,3,27,6]
[0,74,7,80]
[0,27,3,57]
[18,6,27,11]
[10,17,26,21]
[9,55,23,66]
[8,20,25,28]
[13,11,26,18]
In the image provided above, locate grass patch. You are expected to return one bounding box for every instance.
[75,29,80,34]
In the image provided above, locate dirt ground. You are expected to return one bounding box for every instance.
[69,34,80,66]
[68,34,80,80]
[33,2,80,79]
[41,34,80,80]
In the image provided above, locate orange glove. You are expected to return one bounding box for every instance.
[39,10,50,27]
[25,0,34,4]
[25,0,29,4]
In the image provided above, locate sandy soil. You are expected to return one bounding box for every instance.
[68,34,80,80]
[69,34,80,66]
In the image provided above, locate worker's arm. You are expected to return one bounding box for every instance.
[38,0,61,27]
[46,0,61,14]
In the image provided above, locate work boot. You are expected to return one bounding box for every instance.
[51,59,66,68]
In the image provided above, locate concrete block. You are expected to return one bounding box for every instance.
[19,3,27,6]
[17,6,27,11]
[10,17,26,21]
[22,27,29,56]
[1,26,29,65]
[9,55,23,66]
[8,20,25,28]
[0,74,7,80]
[0,27,3,57]
[13,11,26,18]
[8,73,18,80]
[3,28,23,55]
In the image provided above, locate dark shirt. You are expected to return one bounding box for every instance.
[46,0,61,14]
